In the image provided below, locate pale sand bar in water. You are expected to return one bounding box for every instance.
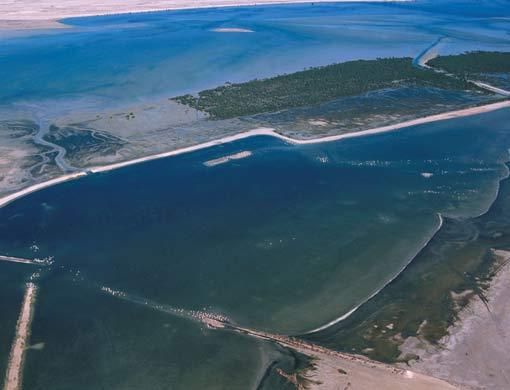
[0,256,45,266]
[211,27,254,33]
[3,283,37,390]
[204,150,252,166]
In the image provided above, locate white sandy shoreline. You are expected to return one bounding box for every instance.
[0,100,509,211]
[0,1,413,26]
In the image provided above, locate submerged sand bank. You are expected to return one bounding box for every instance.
[3,283,37,390]
[0,1,411,28]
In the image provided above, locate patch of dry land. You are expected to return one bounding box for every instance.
[192,310,458,390]
[3,283,37,390]
[400,249,510,390]
[296,348,457,390]
[220,322,458,390]
[0,1,410,28]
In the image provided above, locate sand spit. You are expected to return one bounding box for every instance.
[0,171,87,209]
[223,322,458,390]
[100,285,230,328]
[405,249,510,390]
[101,283,456,390]
[189,307,458,389]
[0,255,51,266]
[204,150,252,166]
[3,283,37,390]
[0,1,412,28]
[0,101,509,212]
[470,81,510,97]
[414,37,444,69]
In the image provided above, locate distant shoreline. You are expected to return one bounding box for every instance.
[0,1,413,30]
[0,99,509,211]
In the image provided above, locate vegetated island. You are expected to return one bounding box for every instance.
[428,51,510,93]
[428,51,510,75]
[1,52,507,200]
[173,57,480,119]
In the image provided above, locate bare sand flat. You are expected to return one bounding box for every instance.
[0,0,410,28]
[405,250,510,390]
[222,322,458,390]
[300,348,458,390]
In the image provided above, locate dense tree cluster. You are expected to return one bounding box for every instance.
[173,57,474,119]
[429,51,510,75]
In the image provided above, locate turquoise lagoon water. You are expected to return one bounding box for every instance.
[1,108,510,388]
[1,0,509,113]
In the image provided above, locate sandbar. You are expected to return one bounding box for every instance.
[204,150,252,166]
[3,283,37,390]
[211,27,254,33]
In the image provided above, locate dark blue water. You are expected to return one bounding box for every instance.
[1,109,509,329]
[0,109,509,388]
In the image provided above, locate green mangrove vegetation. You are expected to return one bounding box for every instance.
[173,57,476,119]
[429,51,510,75]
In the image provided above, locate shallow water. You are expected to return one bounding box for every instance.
[306,153,510,363]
